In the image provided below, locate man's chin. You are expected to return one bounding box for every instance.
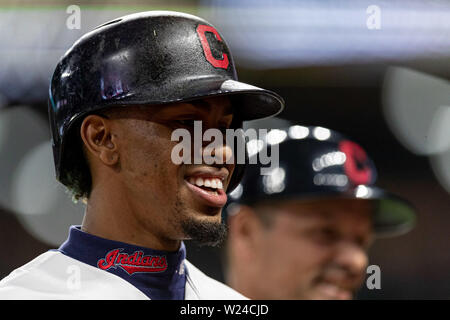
[197,204,223,217]
[308,285,354,300]
[180,215,227,247]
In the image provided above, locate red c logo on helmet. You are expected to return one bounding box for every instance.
[196,24,229,69]
[339,140,372,185]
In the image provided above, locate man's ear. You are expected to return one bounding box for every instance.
[227,205,265,256]
[80,114,119,166]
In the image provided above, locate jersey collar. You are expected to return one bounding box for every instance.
[58,225,187,300]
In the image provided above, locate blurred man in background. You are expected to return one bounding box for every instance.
[224,126,416,300]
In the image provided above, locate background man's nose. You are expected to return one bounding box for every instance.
[334,241,369,280]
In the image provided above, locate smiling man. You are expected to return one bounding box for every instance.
[224,126,416,300]
[0,11,284,299]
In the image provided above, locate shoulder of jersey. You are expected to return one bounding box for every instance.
[184,260,248,300]
[0,251,248,300]
[0,250,148,300]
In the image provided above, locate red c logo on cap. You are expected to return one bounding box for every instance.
[339,140,372,185]
[196,24,229,69]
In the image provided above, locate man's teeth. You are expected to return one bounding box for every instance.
[195,177,203,186]
[188,177,223,190]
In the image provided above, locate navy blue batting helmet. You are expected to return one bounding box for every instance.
[227,125,416,237]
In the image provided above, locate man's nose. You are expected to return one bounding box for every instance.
[197,119,234,165]
[333,241,369,280]
[202,139,234,165]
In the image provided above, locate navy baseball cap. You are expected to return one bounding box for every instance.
[227,125,417,237]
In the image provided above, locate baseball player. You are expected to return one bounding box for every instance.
[224,126,416,300]
[0,11,284,299]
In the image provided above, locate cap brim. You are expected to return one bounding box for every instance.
[304,186,417,237]
[240,186,417,238]
[368,190,417,237]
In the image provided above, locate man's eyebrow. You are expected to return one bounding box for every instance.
[189,99,233,115]
[295,208,333,220]
[189,99,210,110]
[316,210,333,219]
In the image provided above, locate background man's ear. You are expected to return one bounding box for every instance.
[228,205,265,256]
[80,114,119,166]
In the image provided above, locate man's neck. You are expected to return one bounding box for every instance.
[81,185,181,252]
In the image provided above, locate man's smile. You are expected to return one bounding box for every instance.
[184,167,229,208]
[314,281,353,300]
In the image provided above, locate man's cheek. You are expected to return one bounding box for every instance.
[288,239,331,276]
[305,245,334,271]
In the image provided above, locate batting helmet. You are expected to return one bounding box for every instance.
[227,125,416,237]
[48,11,284,193]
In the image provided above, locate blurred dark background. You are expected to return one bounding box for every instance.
[1,0,449,299]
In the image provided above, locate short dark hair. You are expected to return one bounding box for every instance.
[59,119,92,202]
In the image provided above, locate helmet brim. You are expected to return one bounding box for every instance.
[91,78,285,122]
[217,79,285,120]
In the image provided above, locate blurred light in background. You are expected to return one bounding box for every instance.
[11,141,84,245]
[382,67,450,194]
[288,125,309,140]
[202,0,450,68]
[265,128,287,145]
[431,149,450,195]
[383,67,450,156]
[11,142,58,216]
[0,106,84,245]
[355,185,372,199]
[262,167,286,194]
[313,126,331,141]
[0,107,48,212]
[312,151,347,172]
[246,138,265,158]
